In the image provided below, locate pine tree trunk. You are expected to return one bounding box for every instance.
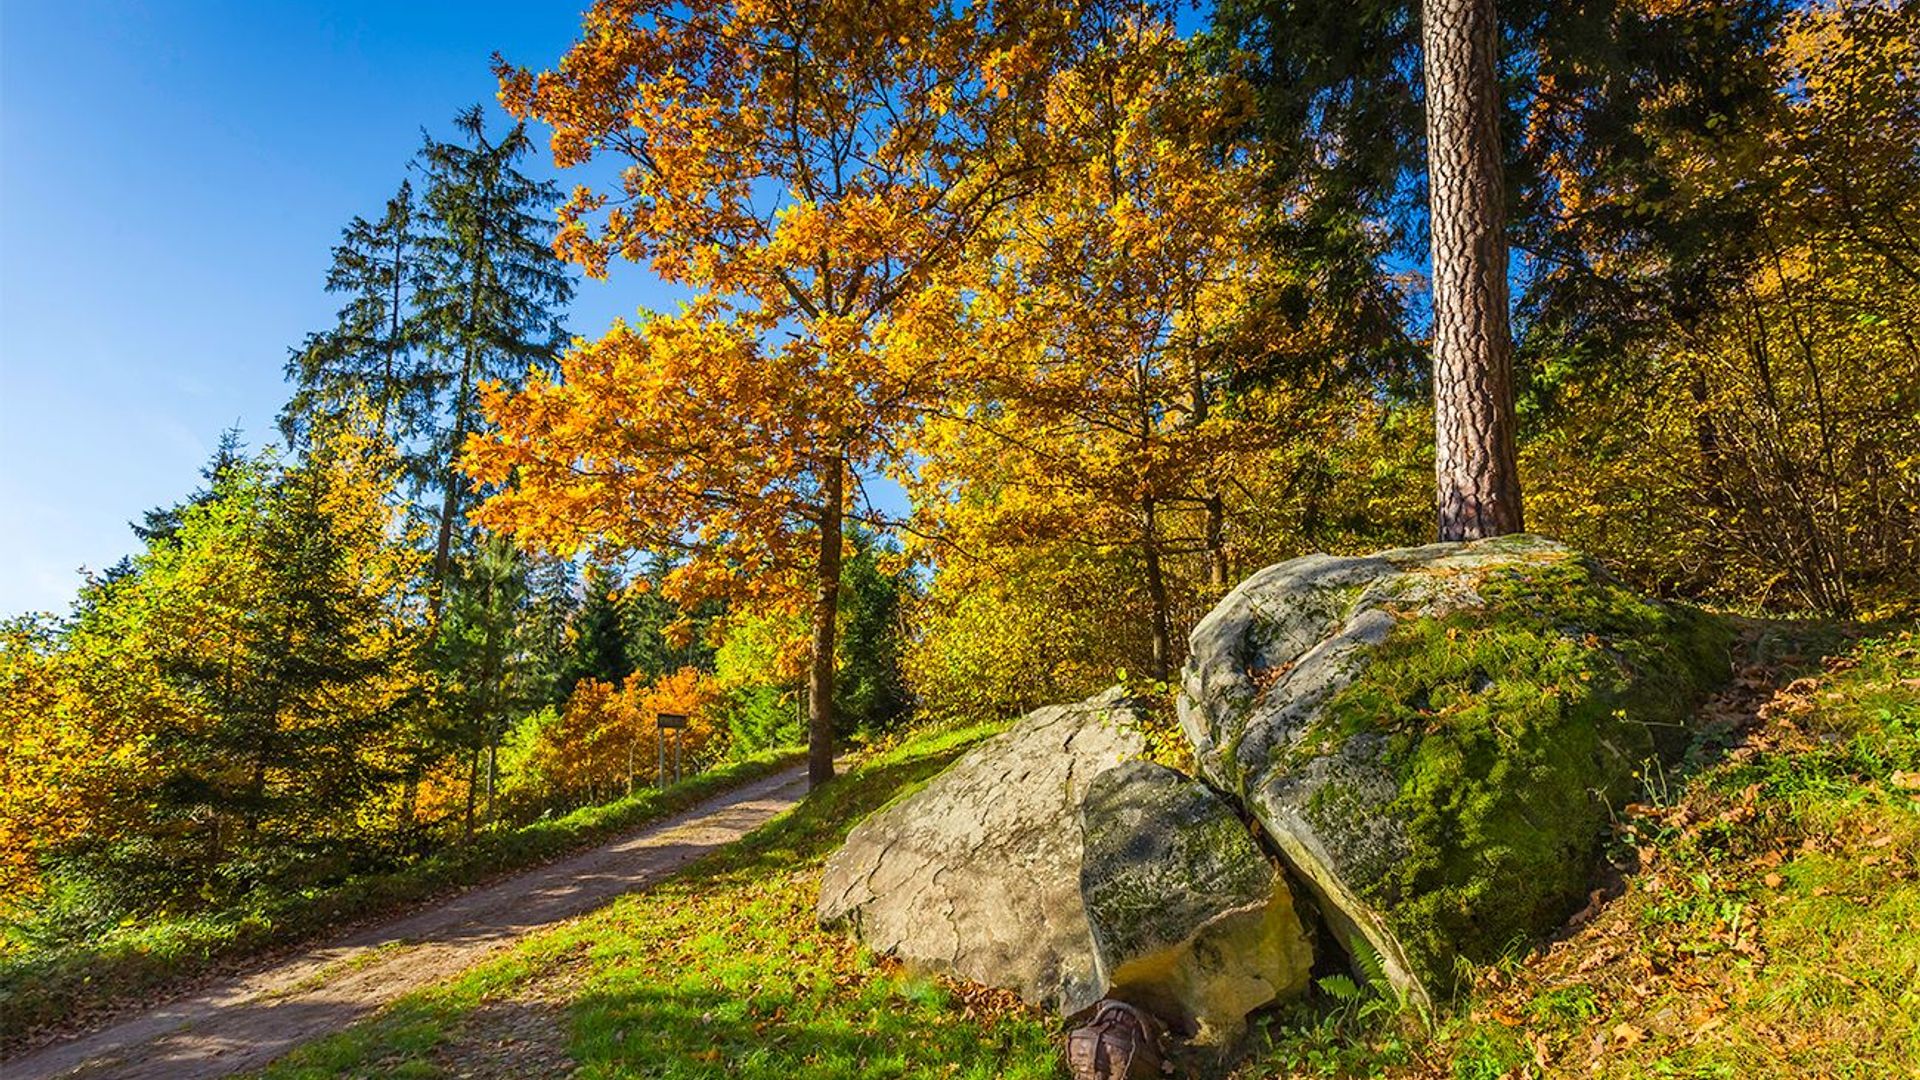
[1423,0,1524,540]
[806,454,844,790]
[430,351,475,618]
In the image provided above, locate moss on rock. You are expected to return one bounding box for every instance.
[1180,536,1732,1005]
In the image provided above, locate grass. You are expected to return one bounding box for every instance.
[0,748,804,1050]
[33,624,1917,1078]
[254,722,1065,1080]
[1235,623,1920,1079]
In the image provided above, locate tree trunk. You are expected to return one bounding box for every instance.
[429,352,474,619]
[1423,0,1524,540]
[380,221,404,433]
[1141,496,1173,682]
[462,748,479,840]
[807,454,845,790]
[1203,491,1228,590]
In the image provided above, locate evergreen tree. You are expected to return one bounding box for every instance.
[129,427,249,550]
[279,109,574,609]
[432,533,541,833]
[519,553,581,705]
[280,183,426,447]
[1422,0,1522,538]
[133,420,425,899]
[557,564,631,698]
[834,532,911,733]
[622,556,720,683]
[412,107,574,602]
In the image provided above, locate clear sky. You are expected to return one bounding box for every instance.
[0,1,680,616]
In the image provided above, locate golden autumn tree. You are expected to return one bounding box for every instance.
[907,12,1273,680]
[474,0,1111,786]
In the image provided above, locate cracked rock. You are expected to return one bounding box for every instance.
[818,688,1313,1033]
[817,688,1145,1013]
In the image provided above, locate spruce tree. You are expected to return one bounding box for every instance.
[413,107,574,603]
[432,533,541,833]
[280,182,425,447]
[558,564,631,698]
[281,109,574,609]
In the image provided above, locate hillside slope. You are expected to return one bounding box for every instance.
[1238,625,1920,1078]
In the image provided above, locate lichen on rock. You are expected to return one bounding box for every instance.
[1179,534,1731,1008]
[818,689,1313,1035]
[1079,760,1313,1042]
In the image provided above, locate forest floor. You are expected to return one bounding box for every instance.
[3,765,813,1080]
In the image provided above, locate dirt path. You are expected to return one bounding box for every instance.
[6,766,811,1080]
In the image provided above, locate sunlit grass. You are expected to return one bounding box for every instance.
[1,748,803,1047]
[258,723,1064,1079]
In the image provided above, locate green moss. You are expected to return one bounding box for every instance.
[1311,550,1732,994]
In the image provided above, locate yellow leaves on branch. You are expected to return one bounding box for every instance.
[479,0,1129,617]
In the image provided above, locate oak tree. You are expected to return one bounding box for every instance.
[477,0,1098,785]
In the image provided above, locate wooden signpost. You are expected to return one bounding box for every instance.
[656,712,688,788]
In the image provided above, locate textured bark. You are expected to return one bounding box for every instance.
[807,455,845,789]
[1423,0,1524,540]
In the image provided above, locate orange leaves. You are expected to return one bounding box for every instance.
[525,667,729,801]
[477,1,1123,627]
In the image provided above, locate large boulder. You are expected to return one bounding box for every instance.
[1080,761,1313,1042]
[819,688,1312,1034]
[1180,535,1730,1008]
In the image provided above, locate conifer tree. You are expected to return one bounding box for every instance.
[432,533,541,833]
[137,419,424,893]
[280,182,426,446]
[413,107,574,604]
[281,110,574,609]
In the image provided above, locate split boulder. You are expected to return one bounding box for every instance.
[1179,534,1730,1007]
[819,688,1312,1035]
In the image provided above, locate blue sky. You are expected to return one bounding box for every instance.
[0,1,680,615]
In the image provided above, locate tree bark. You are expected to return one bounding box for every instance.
[807,453,845,789]
[1423,0,1524,540]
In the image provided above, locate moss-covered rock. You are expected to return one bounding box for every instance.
[1079,760,1313,1042]
[1179,535,1730,1008]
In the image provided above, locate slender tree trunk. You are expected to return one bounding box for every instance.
[430,350,475,618]
[1189,357,1228,590]
[381,225,404,433]
[462,748,479,840]
[1141,496,1173,682]
[431,206,488,619]
[807,454,845,790]
[1203,492,1228,590]
[485,744,497,825]
[1423,0,1524,540]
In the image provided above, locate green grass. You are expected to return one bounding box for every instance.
[0,748,804,1049]
[1235,624,1920,1079]
[255,723,1064,1080]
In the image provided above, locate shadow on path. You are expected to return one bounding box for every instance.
[6,766,811,1080]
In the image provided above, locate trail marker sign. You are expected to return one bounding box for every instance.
[657,713,689,787]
